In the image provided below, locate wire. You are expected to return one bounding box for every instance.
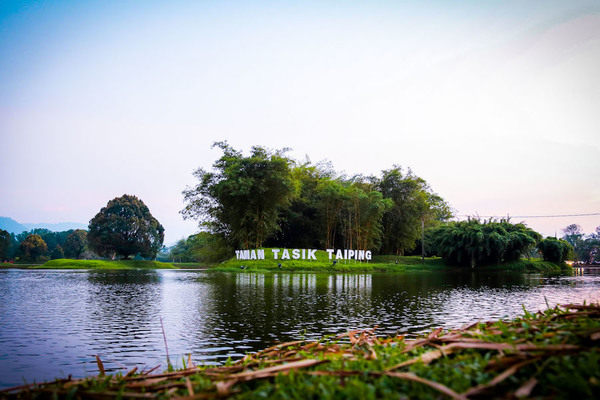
[456,213,600,219]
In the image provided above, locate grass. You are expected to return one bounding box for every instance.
[483,259,572,274]
[3,303,598,399]
[211,249,566,274]
[34,259,177,269]
[171,262,208,269]
[213,249,446,273]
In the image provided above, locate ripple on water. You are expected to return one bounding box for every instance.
[1,270,599,388]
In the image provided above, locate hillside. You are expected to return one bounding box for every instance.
[0,217,87,233]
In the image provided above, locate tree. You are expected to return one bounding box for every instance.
[575,237,600,263]
[168,238,193,263]
[64,229,87,259]
[378,166,452,255]
[182,142,296,249]
[266,160,333,249]
[50,245,65,260]
[88,195,165,259]
[562,224,583,250]
[538,237,573,263]
[0,229,11,260]
[19,234,48,261]
[187,232,232,264]
[430,219,541,268]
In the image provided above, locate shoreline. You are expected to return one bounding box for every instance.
[0,256,569,274]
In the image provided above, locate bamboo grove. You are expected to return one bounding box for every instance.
[181,142,452,255]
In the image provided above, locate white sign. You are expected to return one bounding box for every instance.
[235,248,372,261]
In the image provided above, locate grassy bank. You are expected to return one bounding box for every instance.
[34,259,177,269]
[211,249,566,274]
[213,249,445,272]
[3,303,598,399]
[485,259,572,274]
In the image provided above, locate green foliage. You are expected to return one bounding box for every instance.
[0,229,10,260]
[19,234,48,261]
[88,194,165,259]
[559,223,600,263]
[63,229,87,259]
[182,146,452,256]
[430,219,541,268]
[215,249,444,272]
[562,223,583,248]
[538,236,574,263]
[50,244,64,260]
[182,141,296,249]
[39,259,176,269]
[166,232,232,264]
[378,166,452,255]
[187,232,232,264]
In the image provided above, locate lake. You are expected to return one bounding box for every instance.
[0,268,599,389]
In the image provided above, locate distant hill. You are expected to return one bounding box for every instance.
[0,217,28,234]
[22,222,88,232]
[0,217,87,234]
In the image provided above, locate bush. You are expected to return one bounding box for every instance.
[538,237,574,263]
[430,219,541,268]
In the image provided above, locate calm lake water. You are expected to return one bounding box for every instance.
[0,268,599,388]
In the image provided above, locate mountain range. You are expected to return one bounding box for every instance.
[0,217,87,234]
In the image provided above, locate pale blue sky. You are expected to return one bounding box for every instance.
[1,1,599,244]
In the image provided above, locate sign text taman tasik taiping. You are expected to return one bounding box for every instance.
[235,248,372,261]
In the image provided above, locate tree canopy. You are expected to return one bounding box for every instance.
[430,219,541,268]
[19,234,48,261]
[0,229,11,260]
[560,223,599,263]
[183,143,451,254]
[182,142,297,249]
[88,194,165,259]
[538,237,574,263]
[63,229,88,259]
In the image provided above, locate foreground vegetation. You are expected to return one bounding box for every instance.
[34,259,177,269]
[3,303,598,399]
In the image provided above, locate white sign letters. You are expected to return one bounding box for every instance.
[235,248,372,261]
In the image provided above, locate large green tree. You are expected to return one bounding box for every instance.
[63,229,88,259]
[19,234,48,261]
[378,166,452,255]
[266,160,333,248]
[88,195,165,259]
[182,142,296,249]
[538,237,574,263]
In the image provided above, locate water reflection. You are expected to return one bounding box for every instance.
[84,271,163,374]
[0,269,599,389]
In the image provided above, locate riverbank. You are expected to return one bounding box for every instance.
[212,249,567,274]
[213,249,445,272]
[32,259,177,269]
[2,303,597,399]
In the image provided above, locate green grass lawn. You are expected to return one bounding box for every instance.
[35,259,177,269]
[213,249,445,272]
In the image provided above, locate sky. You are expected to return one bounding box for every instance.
[1,0,599,245]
